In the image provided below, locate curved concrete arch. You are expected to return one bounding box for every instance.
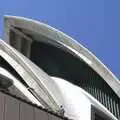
[0,40,118,120]
[0,39,61,112]
[0,67,42,106]
[4,15,120,99]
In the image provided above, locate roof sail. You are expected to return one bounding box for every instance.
[4,16,120,119]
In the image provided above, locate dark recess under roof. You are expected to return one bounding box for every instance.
[30,41,120,118]
[8,28,120,119]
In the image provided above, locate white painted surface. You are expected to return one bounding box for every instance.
[51,77,117,120]
[51,77,91,120]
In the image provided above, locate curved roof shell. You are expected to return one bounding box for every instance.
[0,39,61,112]
[4,15,120,98]
[0,39,118,120]
[4,16,120,119]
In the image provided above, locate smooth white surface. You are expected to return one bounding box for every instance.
[51,77,117,120]
[51,77,91,120]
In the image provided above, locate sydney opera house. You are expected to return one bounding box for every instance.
[0,16,120,120]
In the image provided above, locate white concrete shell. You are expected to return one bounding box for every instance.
[0,39,61,112]
[4,15,120,99]
[0,67,42,106]
[0,39,117,120]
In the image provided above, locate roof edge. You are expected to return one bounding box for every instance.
[4,15,120,98]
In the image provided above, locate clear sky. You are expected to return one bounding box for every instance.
[0,0,120,79]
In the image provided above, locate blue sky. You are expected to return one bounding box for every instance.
[0,0,120,79]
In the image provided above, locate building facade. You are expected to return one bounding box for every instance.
[0,16,120,120]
